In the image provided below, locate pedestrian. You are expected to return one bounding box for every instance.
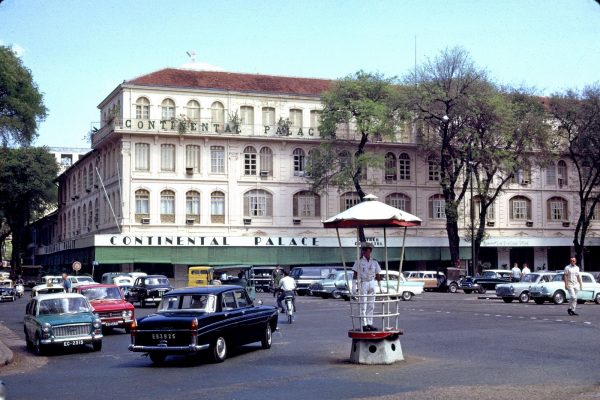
[352,242,381,332]
[564,257,583,316]
[62,272,72,293]
[272,266,283,297]
[511,263,521,282]
[521,263,531,278]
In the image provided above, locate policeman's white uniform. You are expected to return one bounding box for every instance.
[352,255,381,326]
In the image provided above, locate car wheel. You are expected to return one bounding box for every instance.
[320,294,329,299]
[401,291,413,301]
[595,293,600,304]
[463,290,472,294]
[534,298,545,305]
[34,335,45,356]
[331,290,342,300]
[478,286,487,294]
[552,291,565,305]
[519,292,530,303]
[211,336,227,363]
[261,324,272,349]
[448,283,458,293]
[149,352,166,364]
[502,297,514,303]
[93,340,102,352]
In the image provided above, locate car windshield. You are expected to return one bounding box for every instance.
[158,294,216,312]
[552,273,565,282]
[482,271,497,278]
[39,297,90,315]
[145,277,169,285]
[81,286,122,301]
[522,274,538,283]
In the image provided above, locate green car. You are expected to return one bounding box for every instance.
[24,293,103,355]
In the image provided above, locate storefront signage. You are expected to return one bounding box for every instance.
[101,235,320,247]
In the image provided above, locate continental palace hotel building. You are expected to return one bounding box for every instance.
[29,67,600,286]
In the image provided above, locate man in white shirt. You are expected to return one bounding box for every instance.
[564,257,583,316]
[511,263,521,282]
[277,270,297,313]
[521,263,531,278]
[352,242,381,332]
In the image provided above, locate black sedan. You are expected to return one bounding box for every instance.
[125,275,173,307]
[128,285,278,364]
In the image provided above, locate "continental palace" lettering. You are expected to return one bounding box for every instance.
[109,235,319,247]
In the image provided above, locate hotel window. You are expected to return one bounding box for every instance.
[474,196,496,221]
[339,150,350,170]
[557,160,568,187]
[135,97,150,120]
[293,148,306,176]
[87,202,93,228]
[94,199,99,225]
[82,166,87,190]
[186,100,200,122]
[587,203,599,220]
[259,147,273,176]
[355,151,366,181]
[289,109,303,129]
[547,197,567,221]
[262,107,276,128]
[385,153,397,181]
[88,164,94,188]
[134,143,150,171]
[160,144,176,172]
[340,192,360,211]
[135,189,150,215]
[428,155,440,181]
[161,98,176,120]
[429,194,446,219]
[160,190,175,223]
[186,145,201,173]
[510,195,531,220]
[210,146,225,174]
[243,146,257,176]
[306,149,319,177]
[211,101,225,131]
[240,106,254,132]
[512,166,532,185]
[310,110,321,134]
[399,153,411,180]
[82,204,87,230]
[293,191,321,217]
[244,189,272,217]
[211,191,225,223]
[546,162,556,186]
[386,193,411,213]
[186,191,200,221]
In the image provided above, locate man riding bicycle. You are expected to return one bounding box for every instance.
[276,270,297,313]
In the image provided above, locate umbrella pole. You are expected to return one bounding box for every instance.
[336,228,349,290]
[397,226,407,293]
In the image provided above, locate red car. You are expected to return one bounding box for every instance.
[74,284,135,333]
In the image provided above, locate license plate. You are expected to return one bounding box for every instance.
[64,340,84,347]
[105,321,119,326]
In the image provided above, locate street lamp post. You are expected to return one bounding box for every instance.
[469,142,475,277]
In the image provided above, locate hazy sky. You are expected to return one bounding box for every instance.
[1,0,599,149]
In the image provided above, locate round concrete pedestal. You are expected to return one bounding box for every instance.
[348,330,404,364]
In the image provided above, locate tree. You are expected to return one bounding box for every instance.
[0,147,58,271]
[307,71,404,241]
[0,45,47,146]
[548,84,600,268]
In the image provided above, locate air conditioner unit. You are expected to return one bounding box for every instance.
[243,218,252,225]
[293,219,301,225]
[141,217,150,224]
[385,175,395,181]
[562,221,570,227]
[260,170,269,177]
[185,167,194,175]
[86,188,91,193]
[526,220,533,227]
[486,220,495,227]
[186,218,195,225]
[558,179,565,187]
[521,179,530,185]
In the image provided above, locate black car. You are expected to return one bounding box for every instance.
[459,269,512,294]
[129,285,278,363]
[125,275,172,307]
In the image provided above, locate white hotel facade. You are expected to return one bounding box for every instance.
[32,68,600,284]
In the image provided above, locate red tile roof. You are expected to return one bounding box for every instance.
[126,68,331,97]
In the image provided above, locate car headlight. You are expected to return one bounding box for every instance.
[93,318,102,329]
[41,322,51,333]
[122,310,132,318]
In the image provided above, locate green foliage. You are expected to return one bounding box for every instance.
[0,45,47,146]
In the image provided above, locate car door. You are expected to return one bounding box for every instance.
[219,290,245,345]
[128,278,143,302]
[23,299,37,341]
[579,274,596,301]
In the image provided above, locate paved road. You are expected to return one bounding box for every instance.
[2,291,600,400]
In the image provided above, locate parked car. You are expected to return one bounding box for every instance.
[41,275,63,285]
[308,270,354,299]
[68,275,97,287]
[341,270,425,301]
[459,269,512,294]
[129,285,278,364]
[0,280,16,302]
[125,275,173,307]
[403,271,445,291]
[529,271,600,305]
[495,272,557,303]
[113,276,134,297]
[73,284,135,332]
[23,293,103,355]
[290,266,343,296]
[31,283,66,297]
[249,266,277,292]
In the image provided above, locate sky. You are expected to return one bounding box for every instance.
[1,0,599,149]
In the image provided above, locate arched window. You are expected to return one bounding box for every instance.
[557,160,568,187]
[160,190,175,223]
[293,148,306,176]
[547,196,568,221]
[546,161,556,185]
[82,166,87,191]
[385,153,397,181]
[94,199,99,225]
[186,100,200,122]
[211,101,225,130]
[428,155,439,181]
[211,191,225,223]
[243,146,257,176]
[509,195,531,220]
[385,193,411,213]
[135,189,150,215]
[289,108,303,129]
[259,147,273,176]
[340,192,360,211]
[88,201,93,228]
[135,97,150,120]
[240,106,254,133]
[293,191,321,217]
[82,204,87,230]
[161,99,176,120]
[473,195,495,222]
[244,189,273,217]
[186,191,200,222]
[399,153,411,180]
[429,194,446,219]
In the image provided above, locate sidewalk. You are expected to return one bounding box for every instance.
[0,323,15,367]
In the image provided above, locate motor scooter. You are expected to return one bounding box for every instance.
[15,282,24,298]
[284,293,294,324]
